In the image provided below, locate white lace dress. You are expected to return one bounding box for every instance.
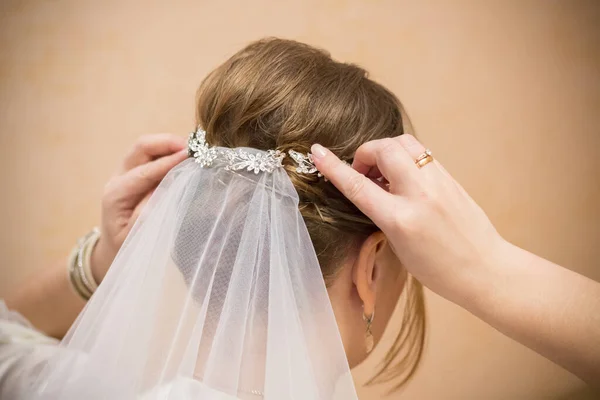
[0,300,59,399]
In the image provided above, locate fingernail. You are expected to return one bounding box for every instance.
[311,144,327,159]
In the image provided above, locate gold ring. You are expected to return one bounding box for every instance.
[415,149,433,169]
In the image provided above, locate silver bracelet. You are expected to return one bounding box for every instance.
[67,228,101,300]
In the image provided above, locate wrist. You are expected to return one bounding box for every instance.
[452,237,519,315]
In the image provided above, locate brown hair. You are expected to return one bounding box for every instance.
[195,38,425,390]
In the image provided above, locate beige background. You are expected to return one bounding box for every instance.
[1,1,599,399]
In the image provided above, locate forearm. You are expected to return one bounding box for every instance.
[4,260,86,339]
[462,241,600,385]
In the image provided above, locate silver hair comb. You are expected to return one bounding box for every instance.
[188,127,324,177]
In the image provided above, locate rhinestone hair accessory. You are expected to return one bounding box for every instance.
[188,127,322,176]
[288,150,323,178]
[188,128,218,168]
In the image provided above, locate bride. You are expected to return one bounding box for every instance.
[26,38,425,399]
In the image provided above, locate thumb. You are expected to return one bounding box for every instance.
[310,144,396,229]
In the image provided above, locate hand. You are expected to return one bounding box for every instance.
[310,135,508,305]
[91,134,188,283]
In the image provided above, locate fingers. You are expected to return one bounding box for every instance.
[119,149,188,199]
[311,144,397,229]
[122,134,187,172]
[352,138,419,193]
[395,134,427,160]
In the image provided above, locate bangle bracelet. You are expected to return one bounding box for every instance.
[67,245,92,300]
[83,231,100,290]
[67,228,101,301]
[77,228,101,293]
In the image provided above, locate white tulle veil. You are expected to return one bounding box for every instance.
[25,129,359,400]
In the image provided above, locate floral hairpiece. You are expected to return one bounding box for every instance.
[188,127,322,176]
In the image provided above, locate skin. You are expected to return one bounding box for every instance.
[5,134,188,338]
[327,232,407,368]
[311,135,600,386]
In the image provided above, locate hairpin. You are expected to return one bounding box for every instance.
[188,127,325,177]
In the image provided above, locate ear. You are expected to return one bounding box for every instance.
[352,231,387,319]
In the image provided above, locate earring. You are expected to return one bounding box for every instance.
[363,308,375,354]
